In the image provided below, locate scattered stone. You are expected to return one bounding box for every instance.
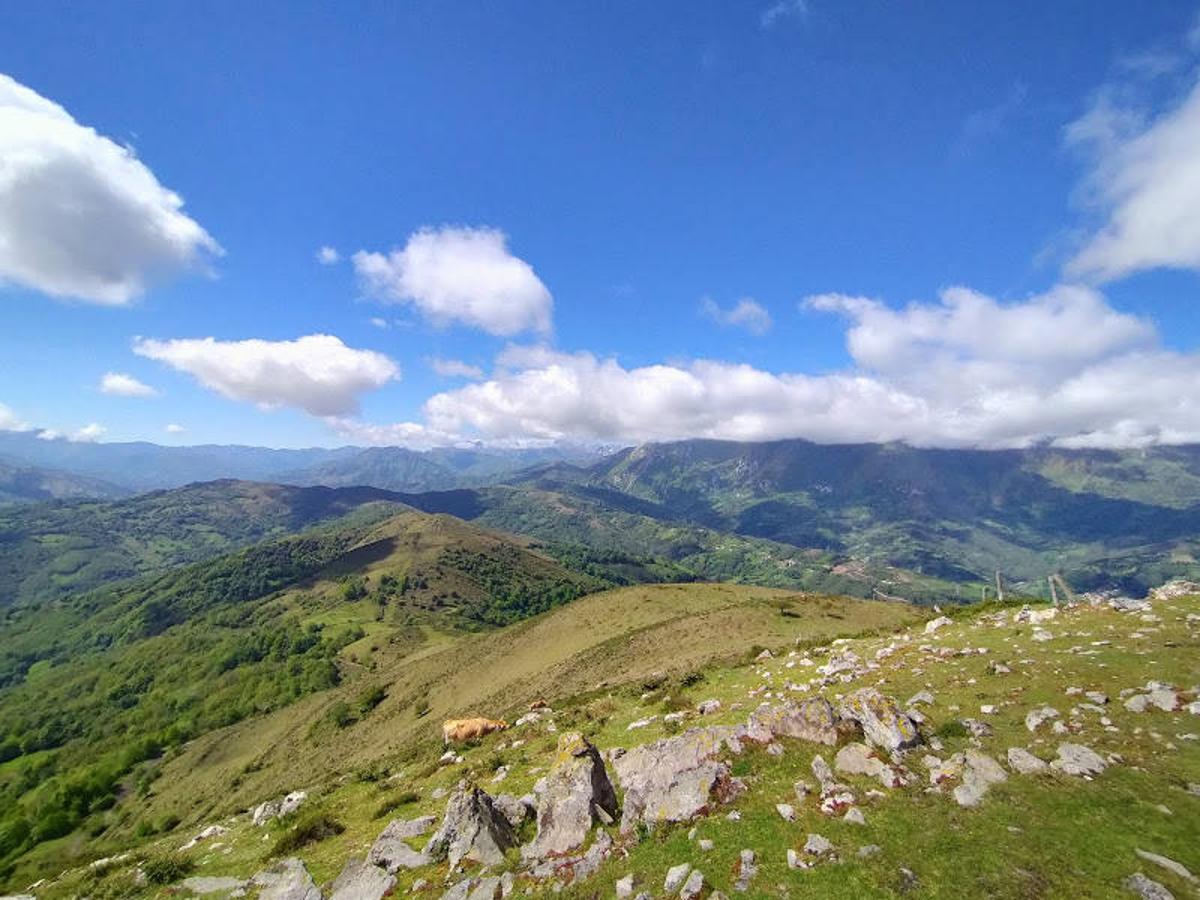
[697,699,722,716]
[524,733,618,859]
[615,875,635,899]
[424,783,518,868]
[368,816,435,872]
[734,850,757,893]
[925,616,952,634]
[858,845,882,859]
[180,876,247,895]
[835,742,907,788]
[1123,873,1174,900]
[180,824,229,851]
[1006,747,1048,775]
[844,807,866,825]
[960,718,994,739]
[745,698,840,746]
[664,863,691,893]
[908,690,935,707]
[250,857,321,900]
[1135,850,1195,883]
[952,751,1007,807]
[1085,691,1109,705]
[1050,743,1107,777]
[698,838,714,851]
[1025,706,1060,732]
[804,833,835,856]
[776,803,796,821]
[252,790,308,826]
[328,858,396,900]
[839,688,922,752]
[679,869,705,900]
[786,848,800,869]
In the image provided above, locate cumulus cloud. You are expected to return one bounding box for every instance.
[1065,71,1200,282]
[165,423,185,434]
[71,423,105,442]
[316,246,341,265]
[0,403,30,431]
[339,286,1200,450]
[99,371,158,397]
[701,296,773,335]
[429,357,484,379]
[0,73,220,304]
[353,226,553,335]
[134,333,399,417]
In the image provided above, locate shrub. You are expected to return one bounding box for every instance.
[141,852,194,885]
[935,720,969,740]
[270,812,345,855]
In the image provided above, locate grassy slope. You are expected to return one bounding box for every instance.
[36,588,1200,900]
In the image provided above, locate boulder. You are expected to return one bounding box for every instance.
[680,869,705,900]
[1006,747,1048,775]
[835,742,908,788]
[1123,873,1174,900]
[1050,743,1107,777]
[328,859,396,900]
[839,688,921,752]
[524,733,619,859]
[368,817,435,872]
[491,793,534,830]
[951,751,1007,807]
[745,698,839,746]
[424,783,518,868]
[612,727,744,832]
[1025,706,1060,732]
[250,858,321,900]
[252,790,307,827]
[804,833,835,856]
[466,876,503,900]
[664,863,692,892]
[924,616,952,634]
[526,830,613,883]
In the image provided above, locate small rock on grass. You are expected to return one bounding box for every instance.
[1135,850,1195,882]
[1123,873,1175,900]
[664,864,691,893]
[844,807,866,825]
[615,875,635,899]
[1050,743,1107,777]
[1006,747,1048,775]
[680,869,705,900]
[776,803,796,821]
[804,834,835,856]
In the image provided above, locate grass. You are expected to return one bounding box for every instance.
[20,587,1200,899]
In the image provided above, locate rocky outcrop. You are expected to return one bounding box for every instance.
[524,733,619,860]
[834,742,909,788]
[249,857,321,900]
[368,816,435,872]
[1050,743,1107,777]
[612,726,744,832]
[838,688,921,753]
[328,858,396,900]
[252,791,307,826]
[744,698,839,746]
[424,783,518,868]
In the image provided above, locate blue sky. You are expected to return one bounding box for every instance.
[1,1,1199,449]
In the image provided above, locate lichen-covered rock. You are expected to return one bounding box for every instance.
[524,733,618,860]
[1006,747,1048,775]
[612,727,744,832]
[491,793,534,830]
[1050,743,1107,777]
[250,857,321,900]
[838,688,921,752]
[368,816,435,872]
[424,783,518,868]
[328,858,396,900]
[834,742,908,788]
[951,751,1007,807]
[745,698,839,746]
[526,830,613,883]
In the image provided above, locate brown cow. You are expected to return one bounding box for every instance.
[442,717,508,744]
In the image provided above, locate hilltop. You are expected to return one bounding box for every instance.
[15,582,1198,899]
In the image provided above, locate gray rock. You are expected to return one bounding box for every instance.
[697,699,722,715]
[664,863,692,892]
[250,857,322,900]
[491,794,534,830]
[804,833,835,856]
[844,807,867,825]
[680,869,705,900]
[612,727,744,832]
[857,844,882,858]
[733,849,757,892]
[744,698,840,746]
[952,751,1007,807]
[1025,706,1060,732]
[500,871,514,898]
[180,876,247,895]
[525,830,613,883]
[960,718,994,739]
[369,816,435,872]
[615,874,636,898]
[524,733,618,859]
[1006,747,1049,775]
[835,742,907,788]
[776,803,795,821]
[1050,743,1107,777]
[424,783,518,868]
[1135,850,1195,882]
[329,858,396,900]
[441,880,473,900]
[252,791,307,827]
[908,691,935,707]
[1123,873,1174,900]
[839,688,921,752]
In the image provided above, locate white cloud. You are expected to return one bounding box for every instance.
[316,246,341,265]
[0,73,220,304]
[429,357,484,379]
[0,403,30,431]
[353,226,553,335]
[700,296,773,335]
[761,0,807,28]
[133,333,399,417]
[165,423,185,434]
[339,285,1200,450]
[368,317,389,329]
[1065,72,1200,282]
[71,423,105,442]
[99,371,158,397]
[36,429,60,441]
